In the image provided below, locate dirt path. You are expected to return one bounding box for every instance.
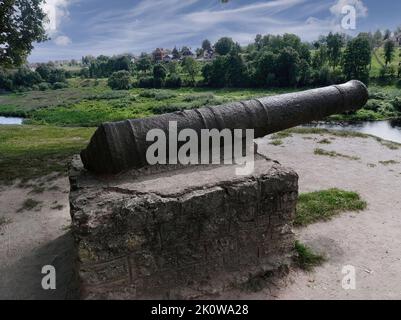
[255,133,401,300]
[0,177,77,300]
[0,132,400,300]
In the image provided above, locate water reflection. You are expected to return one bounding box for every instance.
[304,120,401,144]
[0,116,23,125]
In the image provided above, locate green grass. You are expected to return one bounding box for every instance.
[286,127,401,150]
[314,148,360,160]
[370,47,401,78]
[0,125,95,182]
[1,76,401,126]
[17,198,42,212]
[317,138,332,144]
[270,139,283,146]
[0,217,11,227]
[295,188,367,227]
[294,241,326,271]
[379,160,400,166]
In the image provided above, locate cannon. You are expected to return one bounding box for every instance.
[81,80,368,174]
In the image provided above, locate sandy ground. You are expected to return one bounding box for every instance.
[0,132,400,300]
[0,177,77,300]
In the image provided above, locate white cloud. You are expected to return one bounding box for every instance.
[41,0,73,34]
[330,0,368,18]
[54,35,72,46]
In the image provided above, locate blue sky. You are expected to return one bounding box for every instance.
[29,0,401,62]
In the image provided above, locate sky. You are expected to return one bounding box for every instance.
[29,0,401,62]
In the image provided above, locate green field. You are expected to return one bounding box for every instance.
[0,77,400,182]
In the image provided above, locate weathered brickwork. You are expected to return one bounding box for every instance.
[69,156,298,299]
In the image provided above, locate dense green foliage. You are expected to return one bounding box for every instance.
[0,0,48,67]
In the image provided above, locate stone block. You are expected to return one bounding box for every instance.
[69,155,298,299]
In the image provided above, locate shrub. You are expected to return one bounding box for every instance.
[364,99,382,112]
[165,74,182,88]
[53,82,69,90]
[38,82,51,91]
[108,70,132,90]
[392,97,401,112]
[138,76,154,88]
[153,77,165,89]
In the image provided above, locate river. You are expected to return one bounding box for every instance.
[303,120,401,144]
[0,116,400,144]
[0,116,23,125]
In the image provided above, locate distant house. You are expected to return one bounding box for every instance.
[163,54,174,62]
[181,47,195,58]
[203,49,215,60]
[396,34,401,46]
[153,48,165,62]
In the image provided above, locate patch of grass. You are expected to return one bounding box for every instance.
[379,160,400,166]
[314,148,360,161]
[294,241,326,271]
[288,128,368,139]
[270,139,283,146]
[295,188,367,226]
[0,217,11,227]
[51,204,64,210]
[271,131,293,139]
[28,185,46,194]
[317,138,332,144]
[288,127,401,151]
[377,139,400,150]
[0,125,94,182]
[17,198,42,212]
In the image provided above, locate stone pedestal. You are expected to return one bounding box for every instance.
[69,155,298,299]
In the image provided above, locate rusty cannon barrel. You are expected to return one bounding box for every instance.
[81,80,368,174]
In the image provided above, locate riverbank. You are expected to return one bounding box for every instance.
[0,130,400,299]
[0,83,400,126]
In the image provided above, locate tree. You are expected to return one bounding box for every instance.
[108,70,131,90]
[172,47,180,60]
[254,50,277,86]
[214,37,235,55]
[326,32,344,69]
[13,67,42,87]
[48,69,66,84]
[225,49,248,87]
[153,64,167,80]
[136,53,152,74]
[384,40,395,65]
[384,29,391,40]
[0,0,48,67]
[181,57,199,85]
[275,47,300,87]
[202,39,212,52]
[373,30,383,47]
[113,55,132,72]
[35,63,52,81]
[342,36,371,83]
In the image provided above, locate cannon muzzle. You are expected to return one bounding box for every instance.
[81,80,368,174]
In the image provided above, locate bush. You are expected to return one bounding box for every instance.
[38,82,51,91]
[138,77,154,88]
[108,70,132,90]
[153,77,164,89]
[165,74,182,88]
[364,99,382,112]
[53,82,69,90]
[392,97,401,112]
